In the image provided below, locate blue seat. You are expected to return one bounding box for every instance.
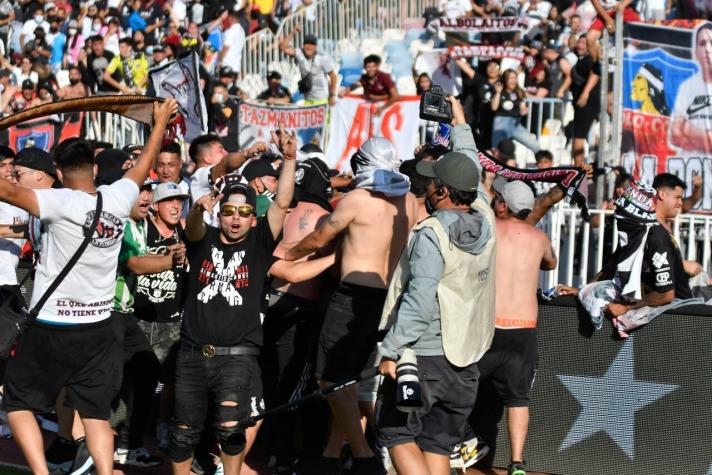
[340,52,363,70]
[339,68,363,87]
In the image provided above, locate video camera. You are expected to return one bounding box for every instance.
[419,85,452,123]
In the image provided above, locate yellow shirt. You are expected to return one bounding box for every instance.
[106,53,149,88]
[250,0,274,15]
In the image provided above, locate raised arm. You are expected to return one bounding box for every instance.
[525,185,566,226]
[266,129,297,240]
[210,142,268,181]
[185,192,221,242]
[682,173,703,213]
[124,99,178,187]
[278,24,300,57]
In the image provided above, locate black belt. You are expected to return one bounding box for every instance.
[185,342,259,358]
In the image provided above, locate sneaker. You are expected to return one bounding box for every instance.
[113,447,129,465]
[347,454,386,475]
[68,438,95,475]
[214,462,224,475]
[508,460,527,475]
[449,443,464,470]
[460,436,489,469]
[46,436,78,472]
[123,448,164,468]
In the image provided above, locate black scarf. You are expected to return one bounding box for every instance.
[291,158,333,212]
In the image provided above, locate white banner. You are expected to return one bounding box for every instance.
[438,16,527,33]
[149,51,207,142]
[238,101,328,149]
[325,96,421,171]
[449,45,526,61]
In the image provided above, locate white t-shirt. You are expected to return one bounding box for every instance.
[439,0,472,18]
[0,203,28,286]
[671,72,712,155]
[32,179,138,325]
[222,23,246,73]
[21,18,49,41]
[189,166,219,226]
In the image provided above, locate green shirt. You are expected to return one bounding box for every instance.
[113,218,147,313]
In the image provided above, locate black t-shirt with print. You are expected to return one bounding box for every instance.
[133,219,186,323]
[641,225,693,300]
[182,219,277,347]
[496,90,523,118]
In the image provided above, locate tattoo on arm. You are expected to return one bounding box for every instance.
[298,209,313,231]
[325,214,339,228]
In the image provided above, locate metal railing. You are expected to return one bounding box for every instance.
[541,206,712,289]
[524,97,572,164]
[242,0,438,79]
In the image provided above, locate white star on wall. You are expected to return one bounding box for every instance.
[557,338,679,459]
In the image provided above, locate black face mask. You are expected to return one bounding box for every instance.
[69,78,80,85]
[425,190,437,215]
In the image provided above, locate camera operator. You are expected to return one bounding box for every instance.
[377,96,496,475]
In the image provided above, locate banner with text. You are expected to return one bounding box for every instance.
[449,45,525,61]
[326,96,420,172]
[437,16,527,33]
[621,20,712,211]
[238,101,327,149]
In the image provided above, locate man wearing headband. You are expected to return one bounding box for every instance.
[465,178,557,475]
[285,129,419,474]
[262,147,337,472]
[170,130,297,475]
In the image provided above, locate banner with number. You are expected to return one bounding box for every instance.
[238,101,327,149]
[621,20,712,211]
[326,96,420,172]
[149,51,207,142]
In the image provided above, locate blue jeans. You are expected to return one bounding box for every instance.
[492,115,541,153]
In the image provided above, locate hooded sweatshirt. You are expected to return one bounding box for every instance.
[380,206,492,359]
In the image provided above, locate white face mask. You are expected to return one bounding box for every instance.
[34,15,44,23]
[40,92,49,99]
[214,93,224,103]
[69,28,77,35]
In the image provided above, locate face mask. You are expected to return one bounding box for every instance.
[40,91,49,99]
[214,93,224,103]
[50,27,58,33]
[260,187,275,201]
[425,189,440,215]
[69,28,77,35]
[69,78,80,85]
[34,15,44,23]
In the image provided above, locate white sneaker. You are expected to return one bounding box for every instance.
[215,461,224,475]
[113,447,129,465]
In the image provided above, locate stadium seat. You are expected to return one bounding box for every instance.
[340,51,364,69]
[396,76,417,95]
[382,29,406,42]
[339,67,363,87]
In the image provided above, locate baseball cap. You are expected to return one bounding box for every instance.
[416,152,480,192]
[95,148,131,186]
[152,182,190,203]
[497,139,515,161]
[122,143,143,154]
[221,183,257,209]
[242,157,280,181]
[303,34,318,45]
[267,71,281,80]
[152,44,165,53]
[219,65,237,77]
[492,177,535,214]
[44,2,56,11]
[14,147,56,176]
[22,79,34,90]
[68,19,78,29]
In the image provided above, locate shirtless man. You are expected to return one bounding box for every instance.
[471,178,557,475]
[264,153,336,473]
[56,66,88,99]
[285,137,418,474]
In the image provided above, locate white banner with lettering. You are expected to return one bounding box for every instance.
[326,96,420,172]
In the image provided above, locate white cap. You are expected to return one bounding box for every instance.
[492,177,535,214]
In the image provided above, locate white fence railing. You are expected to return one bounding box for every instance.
[541,206,712,289]
[242,0,438,80]
[524,97,572,166]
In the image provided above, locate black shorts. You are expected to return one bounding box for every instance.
[3,318,119,420]
[377,355,479,455]
[572,101,601,139]
[477,328,537,407]
[316,282,387,382]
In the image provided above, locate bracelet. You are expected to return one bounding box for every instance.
[283,154,296,161]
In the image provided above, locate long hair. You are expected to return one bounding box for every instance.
[638,63,669,115]
[502,69,525,100]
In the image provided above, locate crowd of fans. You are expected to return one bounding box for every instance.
[0,2,709,475]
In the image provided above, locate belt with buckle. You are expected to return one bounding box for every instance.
[189,343,260,358]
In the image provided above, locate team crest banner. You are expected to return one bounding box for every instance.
[325,96,420,172]
[621,20,712,211]
[238,101,327,150]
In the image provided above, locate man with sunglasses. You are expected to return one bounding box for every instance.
[170,130,297,475]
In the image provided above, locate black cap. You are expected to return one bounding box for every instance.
[122,143,143,153]
[221,183,257,209]
[22,79,34,90]
[416,152,479,192]
[219,65,237,77]
[14,147,56,176]
[152,44,165,53]
[303,34,318,45]
[242,158,280,181]
[95,148,131,186]
[267,70,281,80]
[37,79,53,92]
